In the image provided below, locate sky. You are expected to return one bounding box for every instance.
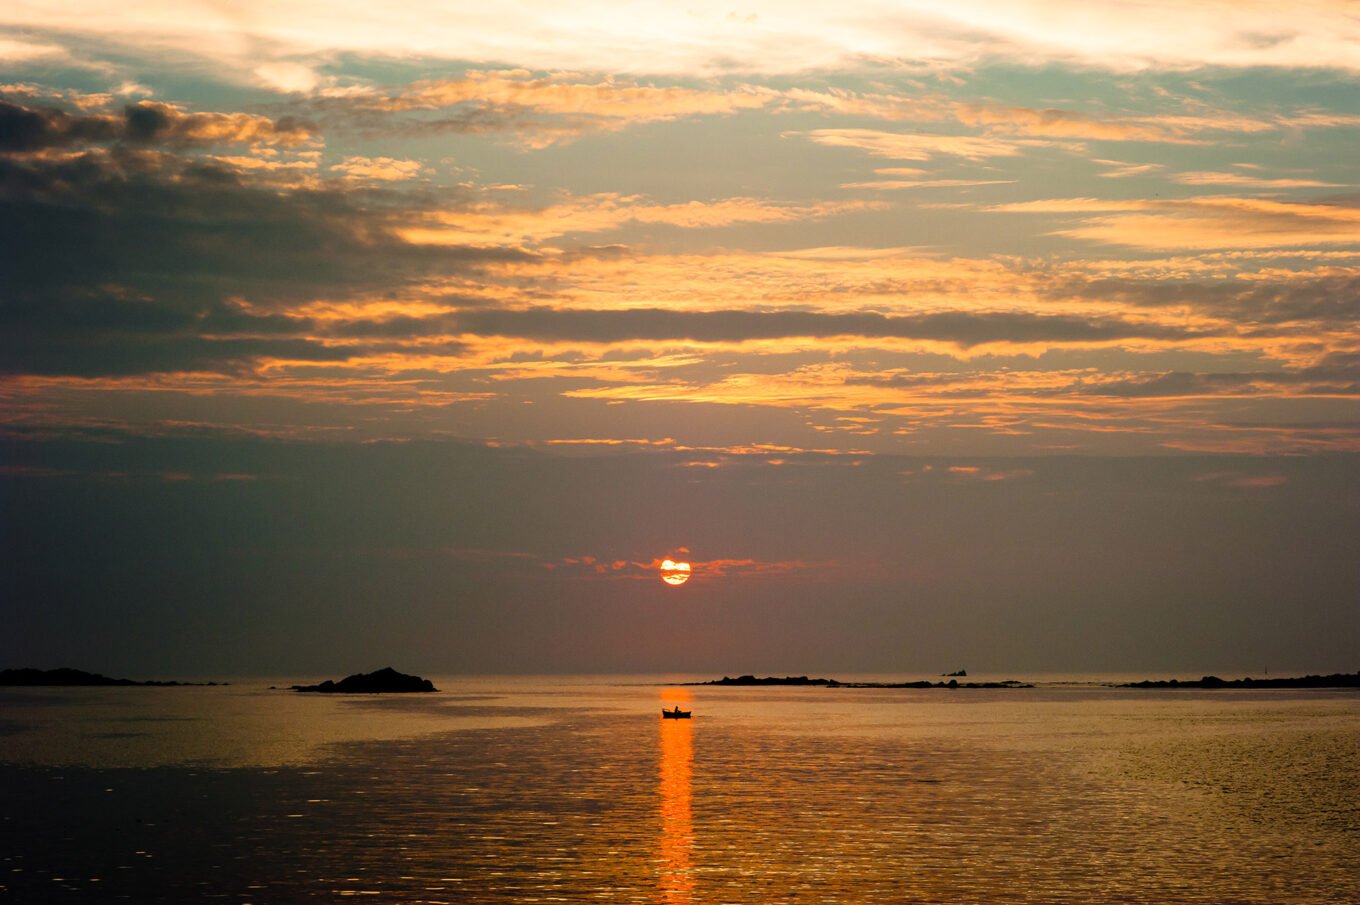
[2,1,1357,677]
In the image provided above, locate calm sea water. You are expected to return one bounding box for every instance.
[1,675,1356,903]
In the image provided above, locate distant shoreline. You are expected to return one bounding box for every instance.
[689,674,1033,689]
[5,668,1356,690]
[0,668,225,687]
[1120,672,1360,689]
[687,672,1360,690]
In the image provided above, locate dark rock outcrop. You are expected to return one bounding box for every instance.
[705,674,834,686]
[291,667,437,694]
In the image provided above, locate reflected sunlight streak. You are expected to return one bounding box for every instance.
[659,689,695,904]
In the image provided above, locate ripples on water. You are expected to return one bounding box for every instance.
[0,680,1356,903]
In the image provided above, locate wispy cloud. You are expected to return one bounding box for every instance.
[995,195,1360,251]
[797,128,1044,161]
[1172,170,1344,189]
[9,1,1360,76]
[1052,197,1360,251]
[0,37,68,64]
[399,194,885,246]
[1093,159,1165,179]
[314,71,782,147]
[953,103,1174,142]
[840,175,1013,191]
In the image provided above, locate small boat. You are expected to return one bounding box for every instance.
[661,707,692,719]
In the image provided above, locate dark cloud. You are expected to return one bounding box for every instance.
[441,307,1208,346]
[0,99,317,152]
[842,351,1360,399]
[1077,352,1360,398]
[1049,274,1360,326]
[1079,371,1264,398]
[1301,350,1360,384]
[0,148,526,376]
[845,371,975,389]
[0,100,119,151]
[121,102,173,143]
[0,277,376,377]
[0,333,358,378]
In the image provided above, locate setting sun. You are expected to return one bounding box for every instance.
[660,559,692,586]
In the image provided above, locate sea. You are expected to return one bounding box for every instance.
[0,674,1356,903]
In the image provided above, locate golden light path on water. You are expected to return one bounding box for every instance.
[659,687,695,904]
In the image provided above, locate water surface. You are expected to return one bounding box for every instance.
[1,676,1355,902]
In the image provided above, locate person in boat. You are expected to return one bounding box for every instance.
[671,705,683,715]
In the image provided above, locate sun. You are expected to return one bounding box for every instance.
[660,558,691,586]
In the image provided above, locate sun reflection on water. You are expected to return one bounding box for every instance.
[658,688,694,904]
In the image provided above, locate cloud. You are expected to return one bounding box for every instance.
[840,177,1014,191]
[399,194,885,245]
[1073,354,1360,398]
[306,71,780,147]
[9,1,1360,77]
[944,464,1033,481]
[448,307,1206,347]
[390,71,776,120]
[1093,160,1165,179]
[329,156,427,182]
[0,99,317,152]
[544,437,676,448]
[541,552,837,582]
[797,128,1041,161]
[0,146,525,376]
[1047,273,1360,326]
[1194,471,1289,488]
[253,62,323,94]
[1078,371,1271,398]
[209,154,318,173]
[0,331,358,377]
[0,37,68,65]
[990,197,1151,214]
[1000,195,1360,251]
[1172,170,1344,189]
[1278,111,1360,129]
[952,103,1173,142]
[294,74,1322,152]
[837,350,1360,404]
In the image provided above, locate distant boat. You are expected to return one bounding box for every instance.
[661,707,692,719]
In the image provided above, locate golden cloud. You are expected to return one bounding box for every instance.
[398,194,887,246]
[797,128,1043,160]
[1052,197,1360,251]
